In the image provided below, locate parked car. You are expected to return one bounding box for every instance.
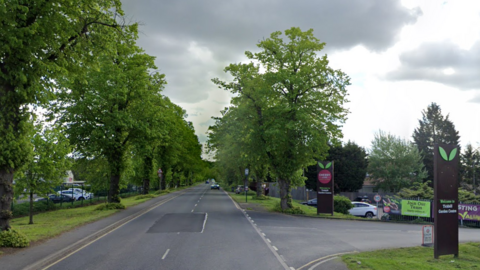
[57,189,93,200]
[353,196,372,204]
[205,180,209,184]
[36,194,75,203]
[211,183,220,190]
[349,202,377,218]
[301,198,317,207]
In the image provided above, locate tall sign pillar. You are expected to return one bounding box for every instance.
[434,143,459,258]
[317,161,334,215]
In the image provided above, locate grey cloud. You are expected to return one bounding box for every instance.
[122,0,421,103]
[470,95,480,103]
[386,41,480,91]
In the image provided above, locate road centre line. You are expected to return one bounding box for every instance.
[273,246,278,251]
[33,192,185,270]
[162,249,170,260]
[223,189,290,270]
[266,238,271,243]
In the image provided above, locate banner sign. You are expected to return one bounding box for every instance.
[317,161,334,215]
[458,204,480,221]
[434,143,459,258]
[401,200,431,217]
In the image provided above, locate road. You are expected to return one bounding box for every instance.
[2,184,480,270]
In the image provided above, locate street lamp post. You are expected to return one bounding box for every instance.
[245,168,249,203]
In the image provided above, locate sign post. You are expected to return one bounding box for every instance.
[317,161,334,215]
[434,143,459,258]
[374,194,382,220]
[245,168,249,203]
[422,225,434,247]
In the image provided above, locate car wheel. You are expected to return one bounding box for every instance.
[365,212,374,218]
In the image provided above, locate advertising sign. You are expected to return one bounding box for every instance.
[317,161,334,215]
[422,225,433,246]
[401,200,431,217]
[458,204,480,221]
[434,143,459,258]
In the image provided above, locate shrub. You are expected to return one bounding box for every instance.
[95,203,126,210]
[0,229,30,248]
[135,194,156,200]
[154,189,171,195]
[334,195,353,214]
[251,195,269,200]
[273,204,306,215]
[12,200,58,217]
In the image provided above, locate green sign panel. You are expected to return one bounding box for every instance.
[401,200,431,217]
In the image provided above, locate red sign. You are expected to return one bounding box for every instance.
[317,170,332,184]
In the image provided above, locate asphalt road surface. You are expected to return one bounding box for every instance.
[3,184,480,270]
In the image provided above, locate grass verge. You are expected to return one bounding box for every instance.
[8,191,169,244]
[342,243,480,270]
[229,192,356,219]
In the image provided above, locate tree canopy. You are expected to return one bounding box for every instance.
[209,27,350,210]
[368,130,427,192]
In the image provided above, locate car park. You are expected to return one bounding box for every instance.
[349,202,377,218]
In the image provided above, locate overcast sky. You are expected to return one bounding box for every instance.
[121,0,480,152]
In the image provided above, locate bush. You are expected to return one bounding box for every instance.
[12,200,58,217]
[251,195,269,200]
[135,194,156,200]
[154,189,171,195]
[273,204,306,215]
[95,203,126,210]
[334,195,353,214]
[0,229,30,248]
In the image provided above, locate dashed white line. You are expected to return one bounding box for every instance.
[273,246,278,251]
[262,233,266,236]
[290,267,295,270]
[266,238,271,243]
[162,249,170,260]
[191,210,194,212]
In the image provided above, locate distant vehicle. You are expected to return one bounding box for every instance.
[353,196,372,204]
[235,185,248,194]
[301,198,317,207]
[349,202,377,218]
[57,189,93,200]
[206,180,209,184]
[36,194,75,204]
[211,184,220,190]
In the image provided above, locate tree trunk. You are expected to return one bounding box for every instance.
[143,178,150,195]
[278,178,293,210]
[160,170,166,190]
[142,156,152,195]
[0,168,14,231]
[108,175,121,203]
[29,191,34,224]
[256,179,264,197]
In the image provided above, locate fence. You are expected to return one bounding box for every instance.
[266,182,480,228]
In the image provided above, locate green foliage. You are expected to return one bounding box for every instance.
[154,189,171,195]
[459,189,480,204]
[251,195,270,200]
[135,194,156,200]
[413,103,461,182]
[334,195,353,214]
[95,203,125,211]
[368,130,427,192]
[0,229,30,248]
[460,144,480,190]
[273,204,306,215]
[209,27,350,210]
[396,181,434,200]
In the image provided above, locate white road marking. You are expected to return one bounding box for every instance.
[262,233,266,236]
[273,246,278,251]
[308,256,337,270]
[195,204,197,207]
[201,213,208,233]
[191,210,194,212]
[267,238,271,243]
[290,268,295,270]
[162,249,170,260]
[280,255,286,261]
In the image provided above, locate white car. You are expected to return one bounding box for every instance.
[349,202,377,218]
[58,189,93,200]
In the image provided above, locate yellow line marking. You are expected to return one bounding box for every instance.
[296,251,357,270]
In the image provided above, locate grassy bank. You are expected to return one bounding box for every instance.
[9,195,157,243]
[342,243,480,269]
[229,192,356,219]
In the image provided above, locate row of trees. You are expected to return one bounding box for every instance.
[0,1,208,230]
[207,27,350,210]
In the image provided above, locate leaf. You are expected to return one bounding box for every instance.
[448,148,457,161]
[318,162,324,169]
[325,162,332,169]
[439,147,448,161]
